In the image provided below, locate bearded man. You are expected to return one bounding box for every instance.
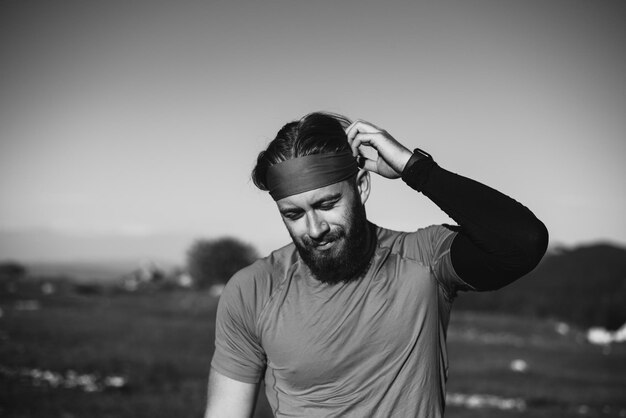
[204,112,548,418]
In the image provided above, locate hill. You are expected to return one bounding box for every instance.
[454,243,626,330]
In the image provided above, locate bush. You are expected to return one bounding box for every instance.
[0,260,27,282]
[186,237,258,289]
[453,243,626,330]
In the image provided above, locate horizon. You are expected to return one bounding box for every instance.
[1,226,624,267]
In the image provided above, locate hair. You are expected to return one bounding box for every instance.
[252,112,353,191]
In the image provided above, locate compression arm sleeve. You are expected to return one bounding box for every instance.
[401,150,549,291]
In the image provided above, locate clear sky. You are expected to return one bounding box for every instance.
[1,0,625,263]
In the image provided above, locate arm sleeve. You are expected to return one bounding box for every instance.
[211,270,266,384]
[401,150,549,291]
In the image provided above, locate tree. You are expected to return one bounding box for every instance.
[0,261,27,283]
[186,237,258,289]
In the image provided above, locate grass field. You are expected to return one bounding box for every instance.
[1,279,625,418]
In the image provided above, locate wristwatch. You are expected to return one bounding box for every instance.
[401,147,435,192]
[411,147,432,162]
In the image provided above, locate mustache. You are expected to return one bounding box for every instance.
[302,229,344,247]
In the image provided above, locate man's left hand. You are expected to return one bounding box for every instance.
[345,120,413,179]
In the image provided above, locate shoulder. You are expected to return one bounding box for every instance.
[376,224,457,264]
[220,242,298,312]
[376,223,468,300]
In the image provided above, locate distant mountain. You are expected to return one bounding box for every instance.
[0,228,194,264]
[25,260,177,282]
[454,243,626,330]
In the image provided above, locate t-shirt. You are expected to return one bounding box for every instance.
[211,224,473,417]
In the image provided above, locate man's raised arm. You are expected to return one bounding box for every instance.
[401,149,548,290]
[346,119,548,291]
[204,368,259,418]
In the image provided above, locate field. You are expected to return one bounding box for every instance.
[1,279,625,418]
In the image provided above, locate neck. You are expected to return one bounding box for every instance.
[359,221,378,276]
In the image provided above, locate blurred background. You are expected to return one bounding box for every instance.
[1,1,625,417]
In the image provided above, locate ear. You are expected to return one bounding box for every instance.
[355,169,371,205]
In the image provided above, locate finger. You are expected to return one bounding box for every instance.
[345,120,361,147]
[345,120,360,138]
[346,120,381,138]
[360,157,379,173]
[351,132,382,156]
[345,120,381,144]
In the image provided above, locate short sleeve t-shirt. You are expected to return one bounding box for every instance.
[211,224,472,418]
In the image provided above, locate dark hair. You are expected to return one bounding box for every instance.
[252,112,353,191]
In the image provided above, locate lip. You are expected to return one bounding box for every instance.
[314,241,335,250]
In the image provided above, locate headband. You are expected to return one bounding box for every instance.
[266,151,358,201]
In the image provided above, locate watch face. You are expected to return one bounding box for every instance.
[414,148,432,160]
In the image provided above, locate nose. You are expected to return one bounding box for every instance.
[306,212,330,240]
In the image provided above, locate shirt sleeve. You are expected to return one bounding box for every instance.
[410,225,476,300]
[211,268,267,384]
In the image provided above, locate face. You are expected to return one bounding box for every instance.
[276,173,371,284]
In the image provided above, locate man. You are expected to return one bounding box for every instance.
[205,112,548,417]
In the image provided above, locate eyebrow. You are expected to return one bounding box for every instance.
[279,193,343,214]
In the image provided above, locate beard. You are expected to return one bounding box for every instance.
[292,197,373,285]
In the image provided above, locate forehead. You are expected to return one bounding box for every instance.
[276,180,353,209]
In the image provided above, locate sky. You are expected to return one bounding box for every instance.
[1,0,625,264]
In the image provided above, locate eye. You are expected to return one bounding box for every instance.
[318,198,340,211]
[282,211,303,221]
